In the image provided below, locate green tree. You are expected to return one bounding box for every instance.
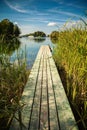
[33,31,46,37]
[50,31,59,44]
[13,24,20,37]
[0,19,20,37]
[50,31,59,39]
[0,19,14,36]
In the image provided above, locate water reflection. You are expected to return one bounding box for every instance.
[16,37,53,68]
[2,37,54,69]
[0,37,21,55]
[33,37,46,43]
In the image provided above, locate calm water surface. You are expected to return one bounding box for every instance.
[11,37,54,68]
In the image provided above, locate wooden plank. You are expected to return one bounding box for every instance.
[39,48,49,130]
[47,47,59,130]
[29,51,44,130]
[48,47,78,130]
[10,46,45,130]
[46,47,60,130]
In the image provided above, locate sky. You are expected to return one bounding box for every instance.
[0,0,87,35]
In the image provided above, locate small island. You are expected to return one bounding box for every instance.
[20,31,46,38]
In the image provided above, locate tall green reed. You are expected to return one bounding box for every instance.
[0,50,29,130]
[53,27,87,129]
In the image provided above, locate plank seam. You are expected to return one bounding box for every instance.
[28,49,44,130]
[48,54,61,130]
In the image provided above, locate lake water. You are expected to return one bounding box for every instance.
[10,37,54,69]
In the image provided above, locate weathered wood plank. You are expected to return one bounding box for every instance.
[29,51,44,130]
[48,47,78,130]
[10,46,45,130]
[46,51,60,130]
[40,49,49,130]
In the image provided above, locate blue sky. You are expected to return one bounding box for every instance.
[0,0,87,35]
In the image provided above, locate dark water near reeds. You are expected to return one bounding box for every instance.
[10,37,54,68]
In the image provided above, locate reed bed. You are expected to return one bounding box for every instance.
[53,28,87,129]
[0,53,29,130]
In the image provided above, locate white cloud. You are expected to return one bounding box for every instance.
[14,22,18,25]
[20,24,46,35]
[4,0,28,13]
[20,24,58,35]
[4,0,50,15]
[47,22,57,26]
[53,0,86,9]
[48,8,81,17]
[64,21,77,28]
[62,20,87,30]
[21,18,49,23]
[20,25,34,35]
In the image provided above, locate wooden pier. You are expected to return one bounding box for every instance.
[10,45,78,130]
